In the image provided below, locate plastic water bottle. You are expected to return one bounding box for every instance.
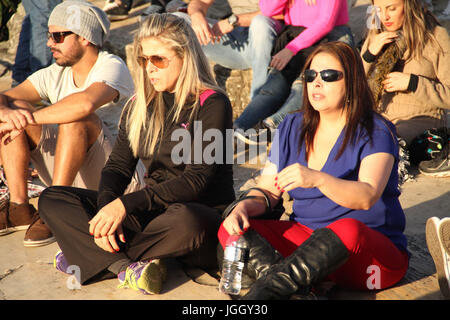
[219,235,248,295]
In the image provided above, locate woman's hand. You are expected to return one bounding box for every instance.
[89,198,126,253]
[368,31,398,56]
[223,201,251,236]
[270,48,294,71]
[275,163,318,192]
[382,72,411,92]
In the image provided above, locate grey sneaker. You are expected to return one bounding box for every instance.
[419,154,450,177]
[426,217,450,299]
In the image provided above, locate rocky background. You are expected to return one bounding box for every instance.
[1,0,449,119]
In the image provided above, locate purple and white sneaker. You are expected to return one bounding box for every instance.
[117,259,166,295]
[53,250,70,274]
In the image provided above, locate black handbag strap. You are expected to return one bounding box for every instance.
[222,187,272,220]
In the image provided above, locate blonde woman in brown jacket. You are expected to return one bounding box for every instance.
[361,0,449,175]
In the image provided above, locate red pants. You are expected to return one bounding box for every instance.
[218,218,409,290]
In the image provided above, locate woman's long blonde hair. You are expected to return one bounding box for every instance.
[369,0,441,61]
[126,13,222,158]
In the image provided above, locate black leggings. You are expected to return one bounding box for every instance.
[38,186,222,285]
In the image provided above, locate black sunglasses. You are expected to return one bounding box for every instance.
[47,31,74,44]
[303,69,344,83]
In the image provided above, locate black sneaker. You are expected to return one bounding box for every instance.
[419,142,450,178]
[103,0,132,21]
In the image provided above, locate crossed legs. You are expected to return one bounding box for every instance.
[0,99,103,246]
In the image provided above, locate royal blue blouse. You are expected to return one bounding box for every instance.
[268,112,407,252]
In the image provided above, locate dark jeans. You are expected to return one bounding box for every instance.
[38,186,222,285]
[12,0,61,83]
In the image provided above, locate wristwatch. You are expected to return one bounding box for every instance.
[227,14,239,28]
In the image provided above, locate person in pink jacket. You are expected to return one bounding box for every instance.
[234,0,354,143]
[261,0,349,71]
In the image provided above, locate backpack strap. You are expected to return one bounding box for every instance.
[199,89,216,106]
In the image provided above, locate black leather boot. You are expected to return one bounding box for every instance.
[217,229,283,289]
[242,228,349,300]
[242,229,283,280]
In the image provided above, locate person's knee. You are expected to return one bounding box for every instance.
[168,203,221,250]
[258,72,289,96]
[249,15,275,34]
[38,186,68,222]
[167,204,206,240]
[248,15,277,45]
[58,114,102,146]
[327,218,366,252]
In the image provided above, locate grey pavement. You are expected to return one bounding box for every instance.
[0,165,449,300]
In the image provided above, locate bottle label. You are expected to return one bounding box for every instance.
[224,245,246,262]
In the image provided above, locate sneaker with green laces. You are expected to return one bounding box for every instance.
[118,259,166,295]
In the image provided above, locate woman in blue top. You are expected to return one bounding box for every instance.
[218,41,409,299]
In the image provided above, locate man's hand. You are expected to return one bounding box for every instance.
[0,122,23,145]
[191,12,216,45]
[0,99,35,131]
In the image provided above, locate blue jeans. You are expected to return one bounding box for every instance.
[235,25,355,130]
[200,14,283,98]
[12,0,61,84]
[234,68,290,130]
[268,77,303,127]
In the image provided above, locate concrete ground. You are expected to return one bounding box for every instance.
[0,0,449,302]
[0,165,449,301]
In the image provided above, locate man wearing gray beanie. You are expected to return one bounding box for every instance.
[48,0,110,48]
[0,0,145,247]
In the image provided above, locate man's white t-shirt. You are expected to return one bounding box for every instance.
[27,51,134,137]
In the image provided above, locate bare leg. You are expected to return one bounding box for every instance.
[0,101,41,205]
[52,113,102,186]
[22,115,101,247]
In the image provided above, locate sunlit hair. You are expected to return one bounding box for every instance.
[125,13,222,158]
[299,41,376,160]
[369,0,441,61]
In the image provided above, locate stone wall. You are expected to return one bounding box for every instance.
[212,64,251,119]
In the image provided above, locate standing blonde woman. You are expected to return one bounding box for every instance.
[361,0,450,175]
[38,13,235,295]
